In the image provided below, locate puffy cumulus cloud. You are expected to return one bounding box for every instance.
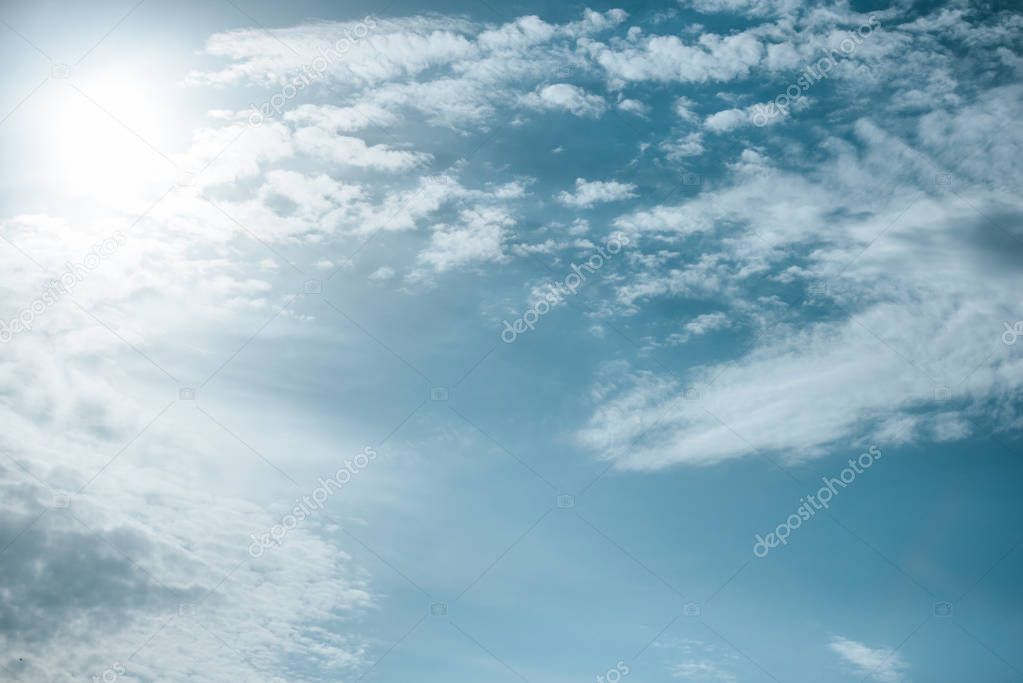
[259,169,364,216]
[703,107,749,132]
[476,14,559,51]
[579,82,1023,470]
[613,200,724,237]
[556,178,637,208]
[474,9,626,52]
[617,97,649,116]
[368,77,499,128]
[683,0,803,18]
[293,128,430,171]
[581,29,765,84]
[411,207,513,279]
[567,8,630,37]
[368,266,396,281]
[830,637,907,683]
[283,102,399,131]
[661,132,706,160]
[703,100,793,131]
[521,83,608,118]
[161,91,531,251]
[670,311,731,344]
[674,96,700,123]
[348,174,526,239]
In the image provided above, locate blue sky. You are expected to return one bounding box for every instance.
[1,0,1022,681]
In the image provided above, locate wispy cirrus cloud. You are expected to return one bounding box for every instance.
[830,637,908,682]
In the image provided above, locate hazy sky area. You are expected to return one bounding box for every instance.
[1,0,1022,681]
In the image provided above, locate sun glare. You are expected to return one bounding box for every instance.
[46,68,179,204]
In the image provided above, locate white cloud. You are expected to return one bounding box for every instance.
[413,207,513,276]
[190,10,627,130]
[2,4,1022,679]
[684,0,802,18]
[293,128,430,171]
[671,311,731,343]
[521,83,608,118]
[618,97,649,116]
[671,659,737,682]
[659,637,739,682]
[582,28,765,83]
[556,178,637,208]
[830,637,908,683]
[190,16,478,88]
[661,132,706,160]
[703,107,750,132]
[370,77,498,128]
[369,266,396,281]
[351,173,520,237]
[476,14,558,50]
[704,100,791,132]
[581,83,1023,469]
[674,96,700,123]
[184,121,294,188]
[0,372,374,681]
[284,102,398,131]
